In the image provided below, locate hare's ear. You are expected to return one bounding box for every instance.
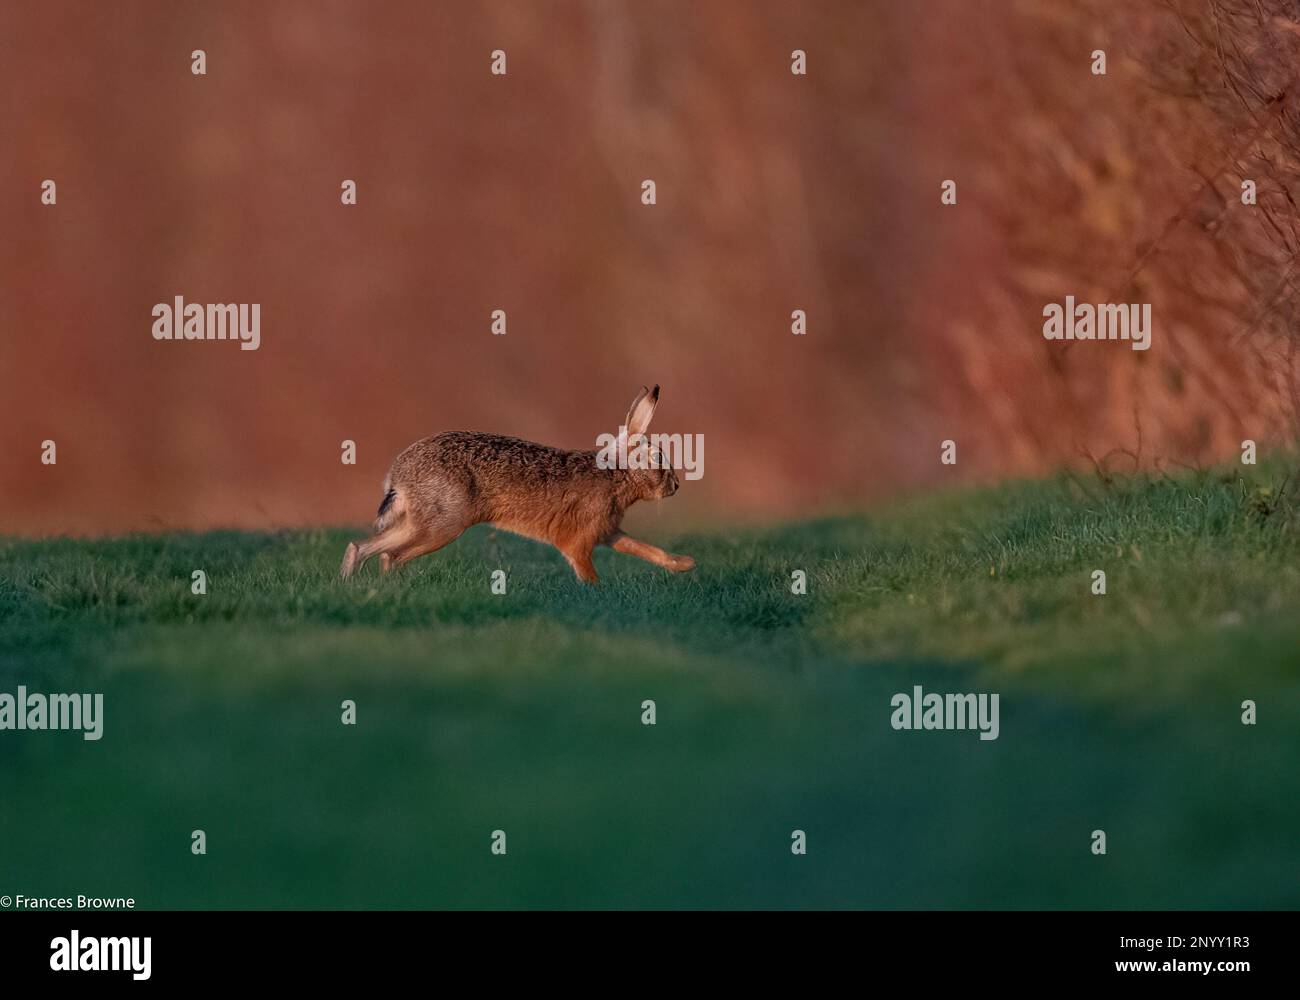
[624,384,660,439]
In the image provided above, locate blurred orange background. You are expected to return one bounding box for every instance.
[2,0,1296,535]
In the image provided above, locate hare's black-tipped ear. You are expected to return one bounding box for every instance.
[624,384,660,439]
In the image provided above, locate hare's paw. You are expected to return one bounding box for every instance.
[340,542,360,579]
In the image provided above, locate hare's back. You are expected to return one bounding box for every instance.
[392,431,591,488]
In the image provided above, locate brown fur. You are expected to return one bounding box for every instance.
[339,385,694,583]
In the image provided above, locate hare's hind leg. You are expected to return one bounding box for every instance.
[340,541,362,578]
[340,523,416,579]
[387,519,466,569]
[607,532,695,573]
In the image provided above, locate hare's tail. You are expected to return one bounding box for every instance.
[373,476,407,532]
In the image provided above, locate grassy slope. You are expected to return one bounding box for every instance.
[1,464,1298,909]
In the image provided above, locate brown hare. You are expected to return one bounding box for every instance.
[339,385,695,583]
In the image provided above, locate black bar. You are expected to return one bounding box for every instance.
[0,911,1281,987]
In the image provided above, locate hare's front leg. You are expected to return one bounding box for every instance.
[560,545,599,583]
[607,532,695,573]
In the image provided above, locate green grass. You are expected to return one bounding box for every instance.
[1,462,1298,908]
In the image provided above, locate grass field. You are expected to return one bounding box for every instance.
[2,462,1298,909]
